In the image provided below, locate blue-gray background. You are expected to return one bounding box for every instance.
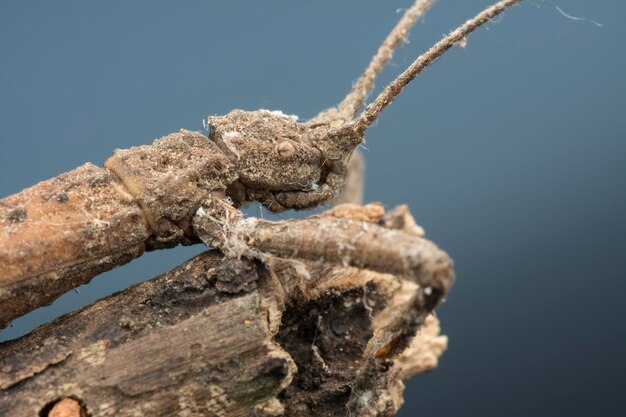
[1,1,625,416]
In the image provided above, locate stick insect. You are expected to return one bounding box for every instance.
[0,0,519,350]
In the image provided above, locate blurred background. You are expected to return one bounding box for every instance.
[1,1,625,416]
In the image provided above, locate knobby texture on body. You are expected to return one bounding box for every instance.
[0,106,362,328]
[0,102,370,328]
[0,130,235,328]
[0,0,520,328]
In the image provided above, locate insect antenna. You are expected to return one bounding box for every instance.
[353,0,522,135]
[311,0,433,125]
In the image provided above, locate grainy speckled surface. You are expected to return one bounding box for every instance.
[1,1,625,416]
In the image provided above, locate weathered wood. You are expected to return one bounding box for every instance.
[0,247,449,417]
[0,251,293,416]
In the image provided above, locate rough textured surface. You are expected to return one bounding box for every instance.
[0,243,449,417]
[206,108,357,212]
[0,163,150,329]
[207,109,322,193]
[104,129,236,248]
[0,0,491,327]
[0,252,295,416]
[193,202,454,299]
[0,130,237,329]
[0,1,528,413]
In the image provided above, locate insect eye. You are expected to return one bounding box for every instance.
[275,140,296,160]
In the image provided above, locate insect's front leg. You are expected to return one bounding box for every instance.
[192,201,453,298]
[190,196,247,258]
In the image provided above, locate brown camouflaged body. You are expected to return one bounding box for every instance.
[0,130,235,328]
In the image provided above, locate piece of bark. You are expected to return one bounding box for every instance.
[0,251,294,416]
[0,246,449,417]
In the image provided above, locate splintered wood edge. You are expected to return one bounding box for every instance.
[1,252,448,417]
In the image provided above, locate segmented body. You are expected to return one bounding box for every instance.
[0,109,355,328]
